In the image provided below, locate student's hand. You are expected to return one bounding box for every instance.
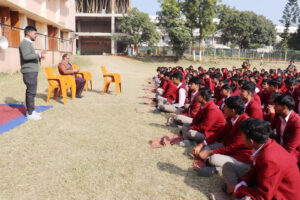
[268,105,275,114]
[199,150,213,160]
[226,184,236,194]
[192,143,204,157]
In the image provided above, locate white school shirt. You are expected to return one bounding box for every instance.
[279,111,292,145]
[173,83,186,108]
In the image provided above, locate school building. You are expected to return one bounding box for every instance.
[0,0,76,73]
[75,0,131,55]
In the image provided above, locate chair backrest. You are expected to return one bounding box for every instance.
[44,67,59,87]
[56,66,62,75]
[72,64,78,70]
[101,66,108,75]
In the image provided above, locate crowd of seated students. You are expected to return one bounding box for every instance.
[149,62,300,199]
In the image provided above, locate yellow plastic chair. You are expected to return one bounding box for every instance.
[72,64,92,91]
[56,66,77,98]
[44,67,74,104]
[100,66,122,95]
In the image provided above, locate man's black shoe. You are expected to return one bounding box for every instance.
[76,95,83,98]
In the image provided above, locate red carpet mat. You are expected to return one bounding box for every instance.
[0,104,53,134]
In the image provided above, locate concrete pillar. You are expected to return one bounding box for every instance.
[111,12,115,54]
[56,0,60,23]
[41,0,46,18]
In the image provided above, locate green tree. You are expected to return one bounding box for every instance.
[196,0,219,61]
[218,6,276,49]
[119,8,160,53]
[279,0,300,50]
[180,0,199,61]
[158,0,191,59]
[288,26,300,50]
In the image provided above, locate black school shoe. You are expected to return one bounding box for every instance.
[197,166,218,177]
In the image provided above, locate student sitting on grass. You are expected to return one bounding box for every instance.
[240,81,263,119]
[193,96,252,177]
[158,72,187,113]
[223,118,300,200]
[271,94,300,167]
[180,88,225,147]
[167,77,202,126]
[156,72,177,106]
[216,84,232,110]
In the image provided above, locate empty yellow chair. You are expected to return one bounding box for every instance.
[72,64,92,91]
[44,67,74,104]
[101,66,122,95]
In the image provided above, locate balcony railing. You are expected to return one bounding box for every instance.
[0,23,73,53]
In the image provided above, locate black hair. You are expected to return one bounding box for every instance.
[212,73,222,79]
[221,84,232,93]
[172,72,183,82]
[189,77,201,85]
[231,74,241,82]
[185,74,193,81]
[221,79,229,85]
[238,79,247,86]
[241,81,256,96]
[268,79,282,89]
[164,72,172,78]
[24,26,37,36]
[225,96,245,115]
[198,87,212,101]
[285,77,298,86]
[274,94,295,110]
[62,53,69,59]
[240,118,272,144]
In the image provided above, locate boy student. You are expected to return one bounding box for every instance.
[19,26,46,120]
[158,72,187,113]
[271,94,300,166]
[155,72,169,96]
[180,88,225,147]
[193,96,252,178]
[216,84,232,110]
[224,118,300,200]
[156,72,177,106]
[167,77,202,125]
[240,81,263,119]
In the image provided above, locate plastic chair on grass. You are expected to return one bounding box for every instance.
[72,64,92,91]
[44,67,75,104]
[100,66,122,95]
[56,66,77,98]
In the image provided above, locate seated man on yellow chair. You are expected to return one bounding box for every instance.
[58,54,86,98]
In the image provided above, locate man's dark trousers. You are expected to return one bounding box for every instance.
[23,72,38,115]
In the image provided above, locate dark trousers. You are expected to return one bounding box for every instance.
[23,72,38,115]
[75,76,86,96]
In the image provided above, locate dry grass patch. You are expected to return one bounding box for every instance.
[0,56,295,200]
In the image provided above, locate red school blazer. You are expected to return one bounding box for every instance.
[190,100,225,138]
[245,98,263,119]
[206,113,253,164]
[271,111,300,164]
[162,80,177,103]
[181,91,201,118]
[236,139,300,200]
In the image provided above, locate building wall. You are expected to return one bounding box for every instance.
[0,0,76,73]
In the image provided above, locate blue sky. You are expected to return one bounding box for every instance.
[131,0,295,25]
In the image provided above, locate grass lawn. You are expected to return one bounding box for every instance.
[0,56,296,200]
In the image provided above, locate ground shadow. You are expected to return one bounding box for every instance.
[4,97,24,104]
[157,162,220,197]
[149,122,180,135]
[36,93,64,104]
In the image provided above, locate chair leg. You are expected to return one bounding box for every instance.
[115,82,120,95]
[102,82,108,94]
[119,82,122,93]
[47,86,53,104]
[53,88,59,99]
[90,80,93,90]
[62,88,67,104]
